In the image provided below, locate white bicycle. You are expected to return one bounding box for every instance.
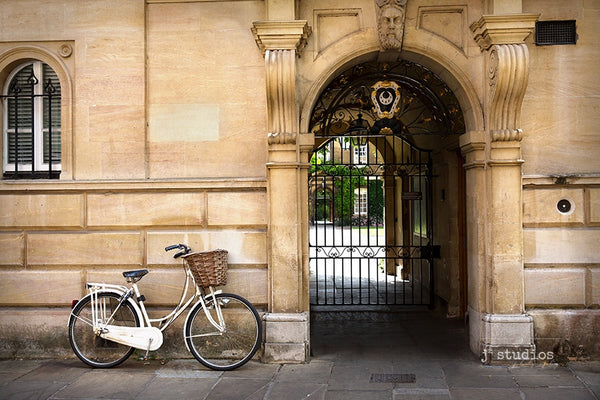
[68,244,262,371]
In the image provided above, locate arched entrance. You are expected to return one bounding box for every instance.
[308,60,466,312]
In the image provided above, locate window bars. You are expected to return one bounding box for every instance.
[2,62,61,179]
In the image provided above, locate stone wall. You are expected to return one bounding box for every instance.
[520,0,600,360]
[0,0,269,358]
[0,0,598,362]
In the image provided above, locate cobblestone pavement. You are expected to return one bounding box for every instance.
[1,311,599,399]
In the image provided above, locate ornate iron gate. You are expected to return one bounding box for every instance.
[308,61,462,307]
[309,134,434,306]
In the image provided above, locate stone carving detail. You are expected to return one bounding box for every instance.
[268,132,296,145]
[265,49,297,144]
[376,0,407,51]
[59,43,72,58]
[488,44,529,142]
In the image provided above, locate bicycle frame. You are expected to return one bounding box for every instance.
[71,259,227,352]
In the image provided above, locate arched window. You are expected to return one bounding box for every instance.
[2,61,61,178]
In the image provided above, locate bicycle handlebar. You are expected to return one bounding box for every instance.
[165,244,191,258]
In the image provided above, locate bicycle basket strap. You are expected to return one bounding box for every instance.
[183,249,228,287]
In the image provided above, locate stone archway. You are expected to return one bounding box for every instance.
[305,60,466,311]
[254,8,537,364]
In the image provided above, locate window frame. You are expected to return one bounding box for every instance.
[0,44,73,181]
[2,61,61,177]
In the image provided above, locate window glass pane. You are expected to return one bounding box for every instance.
[43,129,61,164]
[42,63,61,129]
[7,130,33,164]
[6,64,35,165]
[42,64,61,164]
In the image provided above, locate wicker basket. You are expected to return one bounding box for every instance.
[183,249,228,287]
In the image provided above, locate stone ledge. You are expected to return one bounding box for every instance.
[470,14,539,50]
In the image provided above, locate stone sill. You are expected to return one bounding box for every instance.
[0,177,267,192]
[523,174,600,187]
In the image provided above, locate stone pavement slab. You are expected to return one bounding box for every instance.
[0,311,598,400]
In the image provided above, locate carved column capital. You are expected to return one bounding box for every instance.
[470,14,539,51]
[251,20,312,55]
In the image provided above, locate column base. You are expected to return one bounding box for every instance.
[262,312,309,363]
[481,314,536,365]
[480,313,535,364]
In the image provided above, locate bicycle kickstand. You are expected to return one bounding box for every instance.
[142,338,153,364]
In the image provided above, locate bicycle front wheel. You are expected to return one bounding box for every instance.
[185,293,262,371]
[69,292,140,368]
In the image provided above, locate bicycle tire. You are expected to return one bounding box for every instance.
[69,292,140,368]
[185,292,262,371]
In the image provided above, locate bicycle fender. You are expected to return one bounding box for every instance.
[68,289,145,328]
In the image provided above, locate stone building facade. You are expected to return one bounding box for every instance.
[0,0,598,363]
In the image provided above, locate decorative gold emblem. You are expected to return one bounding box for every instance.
[371,81,401,119]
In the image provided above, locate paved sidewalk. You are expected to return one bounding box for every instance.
[1,311,599,399]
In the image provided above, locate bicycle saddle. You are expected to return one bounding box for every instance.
[122,269,148,279]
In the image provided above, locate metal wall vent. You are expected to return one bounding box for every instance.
[535,20,577,46]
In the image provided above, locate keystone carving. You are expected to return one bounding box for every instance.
[375,0,407,51]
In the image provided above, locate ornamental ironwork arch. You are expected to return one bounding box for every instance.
[309,60,465,144]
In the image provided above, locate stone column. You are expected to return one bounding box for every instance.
[470,12,539,363]
[459,130,486,355]
[252,20,313,363]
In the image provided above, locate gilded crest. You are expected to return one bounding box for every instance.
[371,81,401,119]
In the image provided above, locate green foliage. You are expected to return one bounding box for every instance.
[367,179,384,225]
[311,164,386,227]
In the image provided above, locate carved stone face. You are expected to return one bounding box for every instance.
[378,5,404,50]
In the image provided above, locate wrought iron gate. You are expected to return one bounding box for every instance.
[307,61,463,307]
[309,134,434,306]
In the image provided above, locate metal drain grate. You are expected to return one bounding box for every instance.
[370,373,416,383]
[535,20,577,45]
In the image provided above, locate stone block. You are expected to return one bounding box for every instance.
[524,268,586,306]
[264,319,308,344]
[480,313,536,365]
[0,307,74,358]
[0,194,83,228]
[529,309,600,359]
[523,229,600,264]
[263,312,309,363]
[263,343,308,364]
[313,9,363,57]
[27,232,143,266]
[482,313,535,346]
[87,192,206,227]
[146,230,267,265]
[590,268,600,306]
[590,188,600,224]
[0,270,81,305]
[207,192,267,226]
[523,188,584,226]
[0,233,24,265]
[149,104,220,142]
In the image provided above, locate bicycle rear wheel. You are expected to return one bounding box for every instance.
[185,293,262,371]
[69,292,140,368]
